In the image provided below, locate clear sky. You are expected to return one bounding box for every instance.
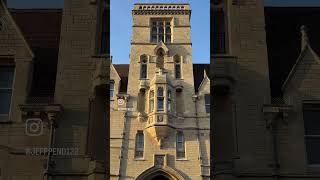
[7,0,320,64]
[111,0,210,64]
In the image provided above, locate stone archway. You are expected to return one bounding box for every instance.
[136,166,185,180]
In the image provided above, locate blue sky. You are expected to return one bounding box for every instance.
[111,0,210,64]
[7,0,320,64]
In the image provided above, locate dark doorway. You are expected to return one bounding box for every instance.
[152,175,170,180]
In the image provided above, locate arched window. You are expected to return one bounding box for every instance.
[156,49,165,69]
[140,55,148,79]
[157,87,164,111]
[135,131,144,158]
[174,55,181,79]
[149,90,154,112]
[176,131,185,159]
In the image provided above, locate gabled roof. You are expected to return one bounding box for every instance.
[281,43,320,91]
[0,1,34,58]
[114,64,129,93]
[265,7,320,97]
[193,64,210,92]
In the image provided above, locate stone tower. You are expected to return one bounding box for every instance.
[212,0,273,179]
[110,3,210,180]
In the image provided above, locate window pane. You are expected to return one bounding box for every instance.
[141,64,147,79]
[158,99,164,111]
[175,64,181,78]
[0,89,12,115]
[165,27,171,34]
[110,82,114,98]
[159,35,164,42]
[157,88,164,97]
[304,110,320,135]
[205,94,210,113]
[305,137,320,165]
[152,35,157,42]
[0,67,14,88]
[166,35,171,43]
[159,27,164,34]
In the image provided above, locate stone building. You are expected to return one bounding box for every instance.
[212,0,320,180]
[109,3,211,180]
[0,0,109,179]
[1,0,320,179]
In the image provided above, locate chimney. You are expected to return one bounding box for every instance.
[300,25,310,51]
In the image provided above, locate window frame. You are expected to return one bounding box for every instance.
[135,130,144,159]
[0,65,15,120]
[140,55,148,79]
[176,131,186,159]
[205,94,210,113]
[303,103,320,166]
[109,80,115,99]
[157,87,164,111]
[150,19,172,43]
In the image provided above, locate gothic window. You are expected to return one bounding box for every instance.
[135,131,144,158]
[140,55,148,79]
[303,103,320,165]
[174,55,181,79]
[176,131,185,159]
[157,87,164,111]
[150,20,172,43]
[213,1,227,54]
[205,94,210,113]
[110,80,114,99]
[149,90,154,112]
[156,49,165,69]
[167,90,172,112]
[0,66,14,119]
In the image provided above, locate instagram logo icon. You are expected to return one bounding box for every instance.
[25,118,43,136]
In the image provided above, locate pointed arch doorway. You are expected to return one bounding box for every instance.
[136,166,184,180]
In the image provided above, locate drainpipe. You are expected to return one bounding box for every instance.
[270,118,280,180]
[192,94,204,176]
[44,113,57,180]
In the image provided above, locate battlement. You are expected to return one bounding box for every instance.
[133,3,190,11]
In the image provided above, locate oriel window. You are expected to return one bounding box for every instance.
[157,87,164,111]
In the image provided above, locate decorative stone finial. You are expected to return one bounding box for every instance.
[300,25,310,50]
